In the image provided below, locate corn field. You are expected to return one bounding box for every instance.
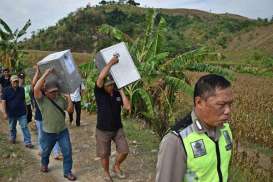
[230,74,273,181]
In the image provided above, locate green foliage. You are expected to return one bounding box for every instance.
[99,24,132,43]
[99,0,107,5]
[216,35,228,48]
[186,63,234,80]
[241,50,273,76]
[94,9,233,138]
[126,0,140,6]
[21,5,259,55]
[17,20,31,38]
[132,88,154,119]
[164,76,193,96]
[261,56,273,68]
[79,62,99,112]
[0,18,31,72]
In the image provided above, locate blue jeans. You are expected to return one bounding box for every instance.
[8,115,32,145]
[41,128,73,175]
[35,120,60,157]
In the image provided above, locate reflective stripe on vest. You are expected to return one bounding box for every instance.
[179,123,232,182]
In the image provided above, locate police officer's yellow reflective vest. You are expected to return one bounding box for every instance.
[174,121,232,182]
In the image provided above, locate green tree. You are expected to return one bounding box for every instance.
[127,0,140,6]
[0,18,31,71]
[98,9,233,137]
[99,0,107,5]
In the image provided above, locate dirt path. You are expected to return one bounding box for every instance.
[2,109,272,181]
[0,116,56,182]
[3,111,156,182]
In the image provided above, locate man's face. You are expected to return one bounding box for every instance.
[195,87,233,128]
[45,90,58,100]
[104,84,114,94]
[4,71,9,77]
[11,80,19,88]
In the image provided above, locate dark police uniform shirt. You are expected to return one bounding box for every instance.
[0,76,11,88]
[2,86,26,118]
[94,84,123,131]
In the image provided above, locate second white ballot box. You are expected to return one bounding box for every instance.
[95,42,141,89]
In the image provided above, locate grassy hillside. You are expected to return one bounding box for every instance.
[25,49,92,65]
[21,4,273,77]
[224,23,273,60]
[22,4,265,56]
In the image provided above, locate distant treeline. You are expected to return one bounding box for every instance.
[21,5,269,56]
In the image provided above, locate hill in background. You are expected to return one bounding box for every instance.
[22,4,273,62]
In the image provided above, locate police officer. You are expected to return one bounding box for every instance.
[156,74,234,182]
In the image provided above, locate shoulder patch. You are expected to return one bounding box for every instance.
[179,125,195,139]
[191,139,207,158]
[223,130,232,151]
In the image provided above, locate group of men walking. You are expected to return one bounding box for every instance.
[0,67,84,180]
[0,53,234,182]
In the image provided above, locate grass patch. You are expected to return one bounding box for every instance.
[0,134,26,180]
[229,163,271,182]
[24,49,93,66]
[229,166,259,182]
[241,141,273,157]
[123,118,160,153]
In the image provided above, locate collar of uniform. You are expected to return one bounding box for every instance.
[191,110,223,141]
[191,110,205,134]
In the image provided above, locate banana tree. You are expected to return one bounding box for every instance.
[0,18,31,71]
[98,9,233,137]
[79,62,99,112]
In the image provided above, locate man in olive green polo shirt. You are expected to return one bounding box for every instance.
[34,68,76,181]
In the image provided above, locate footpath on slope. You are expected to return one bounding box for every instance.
[0,111,157,182]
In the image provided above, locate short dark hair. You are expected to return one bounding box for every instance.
[194,74,231,104]
[3,68,9,72]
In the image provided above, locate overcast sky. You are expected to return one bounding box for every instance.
[0,0,272,38]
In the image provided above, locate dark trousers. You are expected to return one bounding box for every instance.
[26,104,32,123]
[41,129,73,175]
[69,101,81,126]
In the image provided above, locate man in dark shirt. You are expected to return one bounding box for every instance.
[95,55,131,181]
[0,68,11,100]
[0,68,11,88]
[1,75,33,148]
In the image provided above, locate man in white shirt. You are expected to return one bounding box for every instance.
[69,82,85,126]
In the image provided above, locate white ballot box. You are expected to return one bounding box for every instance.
[38,50,82,93]
[95,42,141,89]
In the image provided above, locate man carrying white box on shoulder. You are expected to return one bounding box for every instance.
[94,54,131,182]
